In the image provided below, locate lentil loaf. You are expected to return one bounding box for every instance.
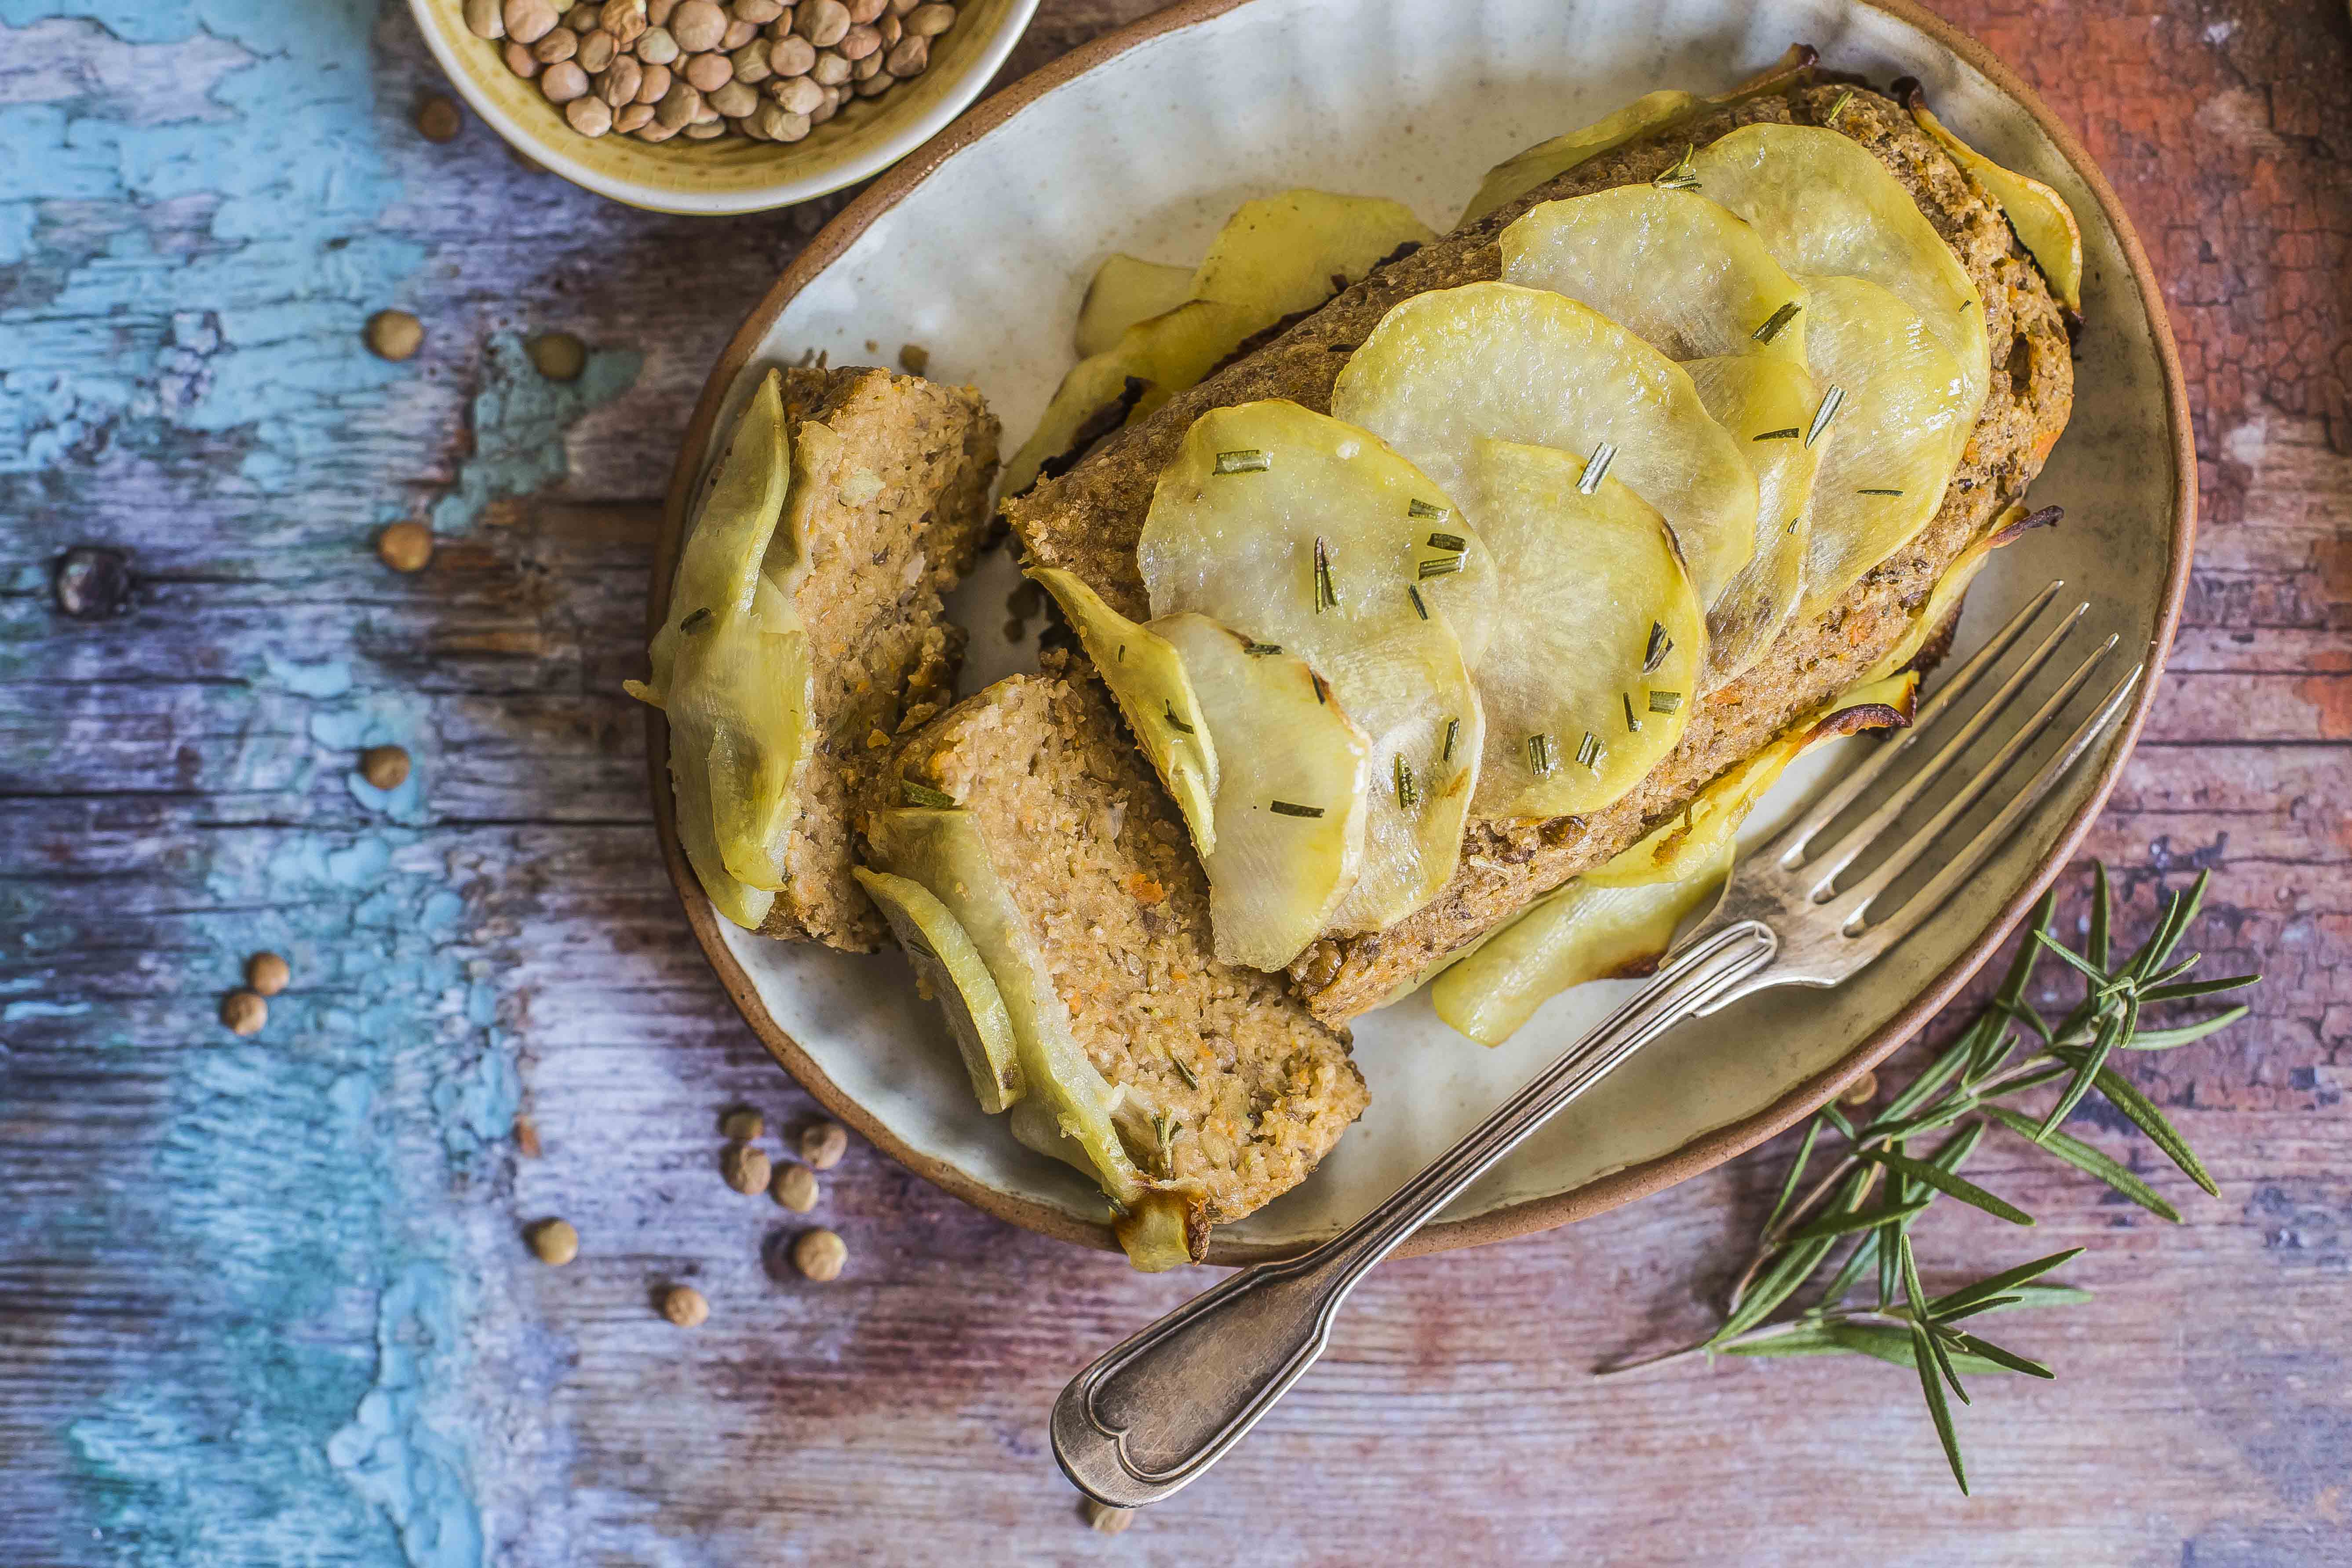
[869,652,1369,1229]
[1000,80,2075,1024]
[760,364,1000,950]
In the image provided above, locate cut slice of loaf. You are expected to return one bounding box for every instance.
[1001,80,2075,1022]
[869,652,1369,1233]
[761,365,999,950]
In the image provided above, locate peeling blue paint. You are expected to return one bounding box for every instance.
[430,332,644,535]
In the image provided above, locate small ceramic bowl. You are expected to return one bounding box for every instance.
[405,0,1040,214]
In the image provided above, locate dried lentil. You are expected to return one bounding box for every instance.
[721,1140,772,1194]
[220,990,267,1037]
[360,745,412,791]
[364,309,423,361]
[529,1218,580,1265]
[416,95,465,141]
[245,951,292,996]
[771,1163,819,1211]
[798,1119,848,1170]
[660,1285,709,1326]
[529,330,588,380]
[792,1228,846,1281]
[720,1105,765,1141]
[377,519,434,572]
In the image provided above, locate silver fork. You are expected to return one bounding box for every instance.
[1053,581,2143,1510]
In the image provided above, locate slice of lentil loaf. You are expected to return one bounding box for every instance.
[868,651,1369,1230]
[1001,79,2075,1024]
[761,365,1000,950]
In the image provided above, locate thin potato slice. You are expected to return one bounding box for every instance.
[1797,275,1974,611]
[851,866,1025,1114]
[1029,567,1220,857]
[1155,614,1372,970]
[1008,193,1437,500]
[1075,254,1197,357]
[1687,123,1988,419]
[1684,354,1821,684]
[1584,670,1920,887]
[1461,90,1697,227]
[1141,401,1491,933]
[1430,841,1733,1046]
[1499,186,1809,364]
[1860,501,2060,684]
[1907,97,2082,313]
[865,807,1196,1268]
[1001,298,1259,499]
[626,370,821,929]
[1190,189,1435,325]
[1329,282,1759,605]
[1463,440,1704,820]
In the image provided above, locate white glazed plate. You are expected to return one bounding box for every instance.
[649,0,2193,1263]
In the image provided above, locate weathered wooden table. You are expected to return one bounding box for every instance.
[3,0,2347,1561]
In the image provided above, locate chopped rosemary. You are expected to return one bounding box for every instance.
[1167,1051,1199,1091]
[1425,530,1467,552]
[1269,799,1325,818]
[1575,731,1602,770]
[1753,300,1802,344]
[1858,487,1905,496]
[1309,671,1326,705]
[1417,554,1465,580]
[1162,702,1195,736]
[1214,448,1270,474]
[1623,692,1641,733]
[1442,716,1459,762]
[1408,498,1451,521]
[1753,427,1802,441]
[1579,441,1618,495]
[1644,620,1673,674]
[901,779,956,809]
[1826,87,1855,125]
[1805,383,1846,448]
[1654,142,1699,190]
[1394,755,1420,811]
[1313,535,1336,612]
[1153,1112,1178,1170]
[1528,732,1557,777]
[1649,689,1685,714]
[1242,641,1283,656]
[678,606,713,635]
[1407,584,1430,620]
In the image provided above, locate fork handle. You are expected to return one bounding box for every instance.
[1052,919,1780,1509]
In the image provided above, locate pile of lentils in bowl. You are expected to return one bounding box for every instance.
[461,0,961,144]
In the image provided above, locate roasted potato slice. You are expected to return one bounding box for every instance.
[1684,353,1822,684]
[1141,401,1491,933]
[851,866,1025,1114]
[1906,95,2082,313]
[1190,189,1435,325]
[1075,253,1197,358]
[1688,123,1988,419]
[1330,282,1759,605]
[1462,439,1705,820]
[1029,567,1221,857]
[1461,90,1698,227]
[1155,614,1372,971]
[1499,186,1809,364]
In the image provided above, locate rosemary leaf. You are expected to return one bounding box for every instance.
[2124,1006,2250,1050]
[1643,620,1674,673]
[901,780,957,809]
[1947,1330,2055,1380]
[2031,928,2113,985]
[1441,717,1459,763]
[1167,1051,1199,1091]
[678,606,713,635]
[1925,1249,2087,1320]
[1984,1106,2182,1221]
[1862,1149,2035,1225]
[2137,974,2261,1003]
[2038,992,2133,1138]
[1243,641,1283,656]
[2050,1045,2220,1196]
[2088,861,2112,970]
[1408,498,1451,521]
[1752,300,1801,343]
[1711,1236,1838,1344]
[1911,1320,1970,1493]
[1579,441,1618,495]
[1804,384,1845,448]
[1779,1197,1935,1246]
[1269,799,1325,819]
[1903,1234,1970,1404]
[1765,1118,1823,1233]
[1214,448,1270,474]
[1408,584,1429,620]
[1425,530,1466,552]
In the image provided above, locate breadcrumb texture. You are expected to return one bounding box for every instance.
[1002,83,2075,1024]
[762,365,1001,951]
[877,653,1368,1227]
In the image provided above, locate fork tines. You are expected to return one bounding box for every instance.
[1768,581,2142,951]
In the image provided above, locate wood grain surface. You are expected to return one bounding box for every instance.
[0,1,2345,1564]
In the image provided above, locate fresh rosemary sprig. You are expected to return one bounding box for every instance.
[1601,866,2256,1495]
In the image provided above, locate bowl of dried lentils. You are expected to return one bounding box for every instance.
[409,0,1038,212]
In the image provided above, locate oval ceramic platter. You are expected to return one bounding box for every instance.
[649,0,2192,1264]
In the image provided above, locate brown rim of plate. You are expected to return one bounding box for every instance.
[642,0,2198,1268]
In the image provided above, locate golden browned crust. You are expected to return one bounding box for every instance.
[761,366,1001,951]
[1003,83,2075,1024]
[873,653,1368,1226]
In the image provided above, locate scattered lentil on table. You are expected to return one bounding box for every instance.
[660,1284,710,1326]
[529,1218,580,1265]
[219,990,267,1037]
[1084,1500,1135,1535]
[513,1115,543,1158]
[528,330,588,381]
[415,94,465,142]
[721,1140,772,1194]
[360,745,412,791]
[792,1228,847,1281]
[798,1119,848,1170]
[460,0,961,145]
[376,520,434,573]
[364,309,423,361]
[1838,1069,1878,1107]
[720,1105,765,1141]
[771,1163,819,1211]
[244,952,292,997]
